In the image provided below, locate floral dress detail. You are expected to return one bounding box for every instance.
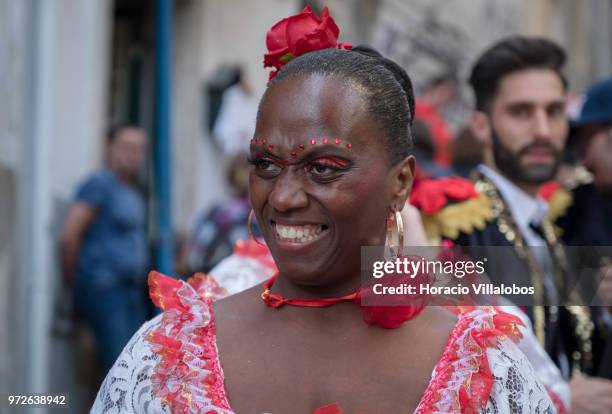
[92,272,556,414]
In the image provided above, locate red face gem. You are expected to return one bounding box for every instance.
[334,138,340,144]
[322,137,329,144]
[346,143,353,149]
[298,144,305,151]
[290,151,297,158]
[310,139,316,145]
[268,144,274,151]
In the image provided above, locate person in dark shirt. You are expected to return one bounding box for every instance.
[412,37,612,412]
[181,153,257,274]
[559,77,612,247]
[558,78,612,383]
[60,124,148,373]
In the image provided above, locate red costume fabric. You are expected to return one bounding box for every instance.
[141,272,550,414]
[415,100,453,167]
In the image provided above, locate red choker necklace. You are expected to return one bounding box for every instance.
[261,274,357,308]
[261,274,429,329]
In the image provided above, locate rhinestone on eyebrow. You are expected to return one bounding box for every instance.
[250,137,354,160]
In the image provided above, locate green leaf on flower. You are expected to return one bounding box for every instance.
[280,53,296,63]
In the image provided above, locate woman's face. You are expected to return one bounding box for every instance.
[250,74,413,287]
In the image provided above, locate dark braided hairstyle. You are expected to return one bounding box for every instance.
[267,46,415,166]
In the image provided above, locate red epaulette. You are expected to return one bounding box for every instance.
[410,176,494,241]
[410,176,480,215]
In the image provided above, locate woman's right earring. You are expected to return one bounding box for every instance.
[248,210,265,246]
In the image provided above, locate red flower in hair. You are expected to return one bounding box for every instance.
[264,6,351,80]
[312,403,343,414]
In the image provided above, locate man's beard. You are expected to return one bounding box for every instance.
[491,126,562,185]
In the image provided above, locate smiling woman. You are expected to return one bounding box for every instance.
[92,7,556,414]
[249,63,414,290]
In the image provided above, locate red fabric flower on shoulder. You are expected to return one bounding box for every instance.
[410,177,478,215]
[264,6,351,80]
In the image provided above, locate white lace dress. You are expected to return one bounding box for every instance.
[92,272,556,414]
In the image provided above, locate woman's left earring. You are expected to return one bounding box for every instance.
[386,210,405,257]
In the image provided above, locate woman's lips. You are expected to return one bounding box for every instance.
[272,222,329,245]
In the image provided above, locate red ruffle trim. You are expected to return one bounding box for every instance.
[415,307,524,413]
[233,239,277,271]
[546,386,569,414]
[410,177,479,215]
[147,272,524,414]
[147,271,231,413]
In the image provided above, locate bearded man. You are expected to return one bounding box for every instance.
[411,36,612,413]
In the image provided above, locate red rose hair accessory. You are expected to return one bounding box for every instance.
[264,6,352,81]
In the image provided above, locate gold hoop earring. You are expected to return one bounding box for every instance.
[248,210,265,245]
[386,210,404,256]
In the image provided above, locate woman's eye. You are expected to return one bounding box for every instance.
[307,157,349,180]
[250,158,282,176]
[310,164,336,175]
[308,160,350,182]
[258,160,274,170]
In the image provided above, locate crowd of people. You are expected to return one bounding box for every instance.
[56,5,612,413]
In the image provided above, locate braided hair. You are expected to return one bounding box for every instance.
[267,46,415,165]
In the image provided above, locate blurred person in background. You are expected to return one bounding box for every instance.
[557,77,612,248]
[450,125,483,177]
[415,74,457,168]
[180,152,256,275]
[464,37,611,413]
[411,36,611,412]
[60,124,149,375]
[556,78,612,384]
[213,66,259,156]
[412,119,452,179]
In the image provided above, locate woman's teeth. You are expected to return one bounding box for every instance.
[275,224,325,243]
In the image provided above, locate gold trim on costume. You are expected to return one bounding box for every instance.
[421,193,494,242]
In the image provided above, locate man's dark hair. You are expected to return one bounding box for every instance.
[268,46,415,165]
[106,122,142,145]
[469,36,567,112]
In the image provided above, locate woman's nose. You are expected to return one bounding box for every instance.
[268,171,309,213]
